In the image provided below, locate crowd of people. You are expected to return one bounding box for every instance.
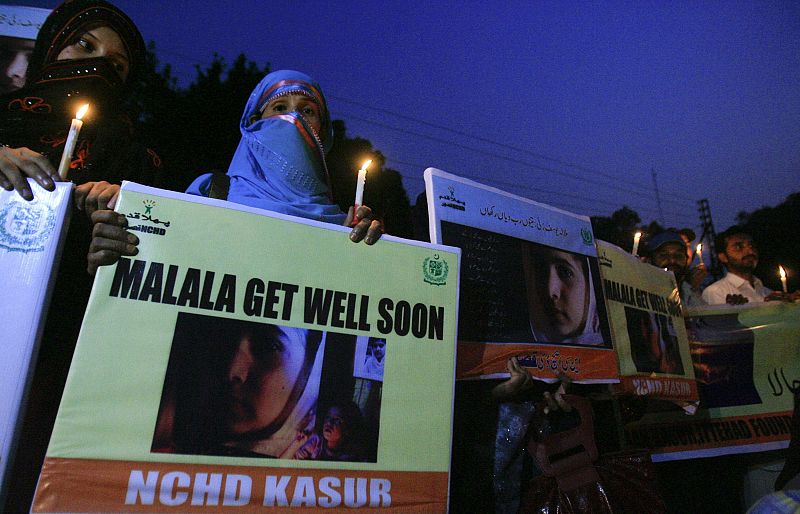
[639,226,799,307]
[2,1,798,513]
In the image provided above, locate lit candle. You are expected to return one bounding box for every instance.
[632,231,642,256]
[57,104,89,180]
[779,266,788,294]
[695,243,703,264]
[354,159,372,210]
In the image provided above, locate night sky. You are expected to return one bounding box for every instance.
[13,0,800,233]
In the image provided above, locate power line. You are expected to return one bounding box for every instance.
[341,111,693,210]
[330,94,695,203]
[147,49,699,220]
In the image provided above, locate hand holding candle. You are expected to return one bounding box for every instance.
[354,159,372,210]
[57,103,89,180]
[779,265,788,294]
[631,231,642,256]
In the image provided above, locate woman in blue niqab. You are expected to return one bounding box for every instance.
[186,70,346,224]
[86,70,381,276]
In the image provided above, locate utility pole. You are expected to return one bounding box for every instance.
[697,198,720,278]
[651,168,665,226]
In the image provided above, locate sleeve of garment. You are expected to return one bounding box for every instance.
[185,173,213,197]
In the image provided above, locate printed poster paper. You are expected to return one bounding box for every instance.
[424,167,618,383]
[595,240,697,402]
[625,302,800,461]
[33,182,460,513]
[0,181,71,499]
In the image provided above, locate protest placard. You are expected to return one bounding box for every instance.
[32,182,459,513]
[625,302,800,461]
[0,182,71,499]
[424,167,618,383]
[595,240,697,402]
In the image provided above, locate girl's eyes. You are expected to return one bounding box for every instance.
[77,37,95,53]
[249,338,282,362]
[556,264,575,281]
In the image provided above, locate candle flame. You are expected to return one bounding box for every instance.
[359,159,372,172]
[76,103,90,120]
[779,266,786,279]
[696,243,702,253]
[634,231,642,239]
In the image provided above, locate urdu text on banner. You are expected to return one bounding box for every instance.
[424,167,618,383]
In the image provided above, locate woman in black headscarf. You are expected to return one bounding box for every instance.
[0,2,164,511]
[0,0,161,204]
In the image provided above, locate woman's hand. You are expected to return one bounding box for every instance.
[542,381,572,415]
[345,205,383,245]
[0,146,60,200]
[74,181,120,218]
[87,210,139,275]
[492,357,536,402]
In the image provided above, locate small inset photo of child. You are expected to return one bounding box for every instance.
[353,336,386,381]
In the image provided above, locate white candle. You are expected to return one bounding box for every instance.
[632,231,642,256]
[779,266,788,293]
[696,243,703,264]
[57,104,89,180]
[354,159,372,209]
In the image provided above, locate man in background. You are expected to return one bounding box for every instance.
[702,226,793,305]
[0,35,34,95]
[643,230,706,307]
[0,6,50,95]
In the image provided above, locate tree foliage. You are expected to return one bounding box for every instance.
[590,206,643,250]
[732,192,800,291]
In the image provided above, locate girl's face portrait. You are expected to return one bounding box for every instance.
[224,328,308,436]
[261,94,322,136]
[525,245,589,342]
[56,26,130,80]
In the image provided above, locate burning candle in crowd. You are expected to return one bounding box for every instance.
[696,243,703,265]
[632,231,642,256]
[779,265,788,293]
[57,103,89,180]
[354,159,372,210]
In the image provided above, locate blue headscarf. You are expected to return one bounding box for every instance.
[187,70,346,224]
